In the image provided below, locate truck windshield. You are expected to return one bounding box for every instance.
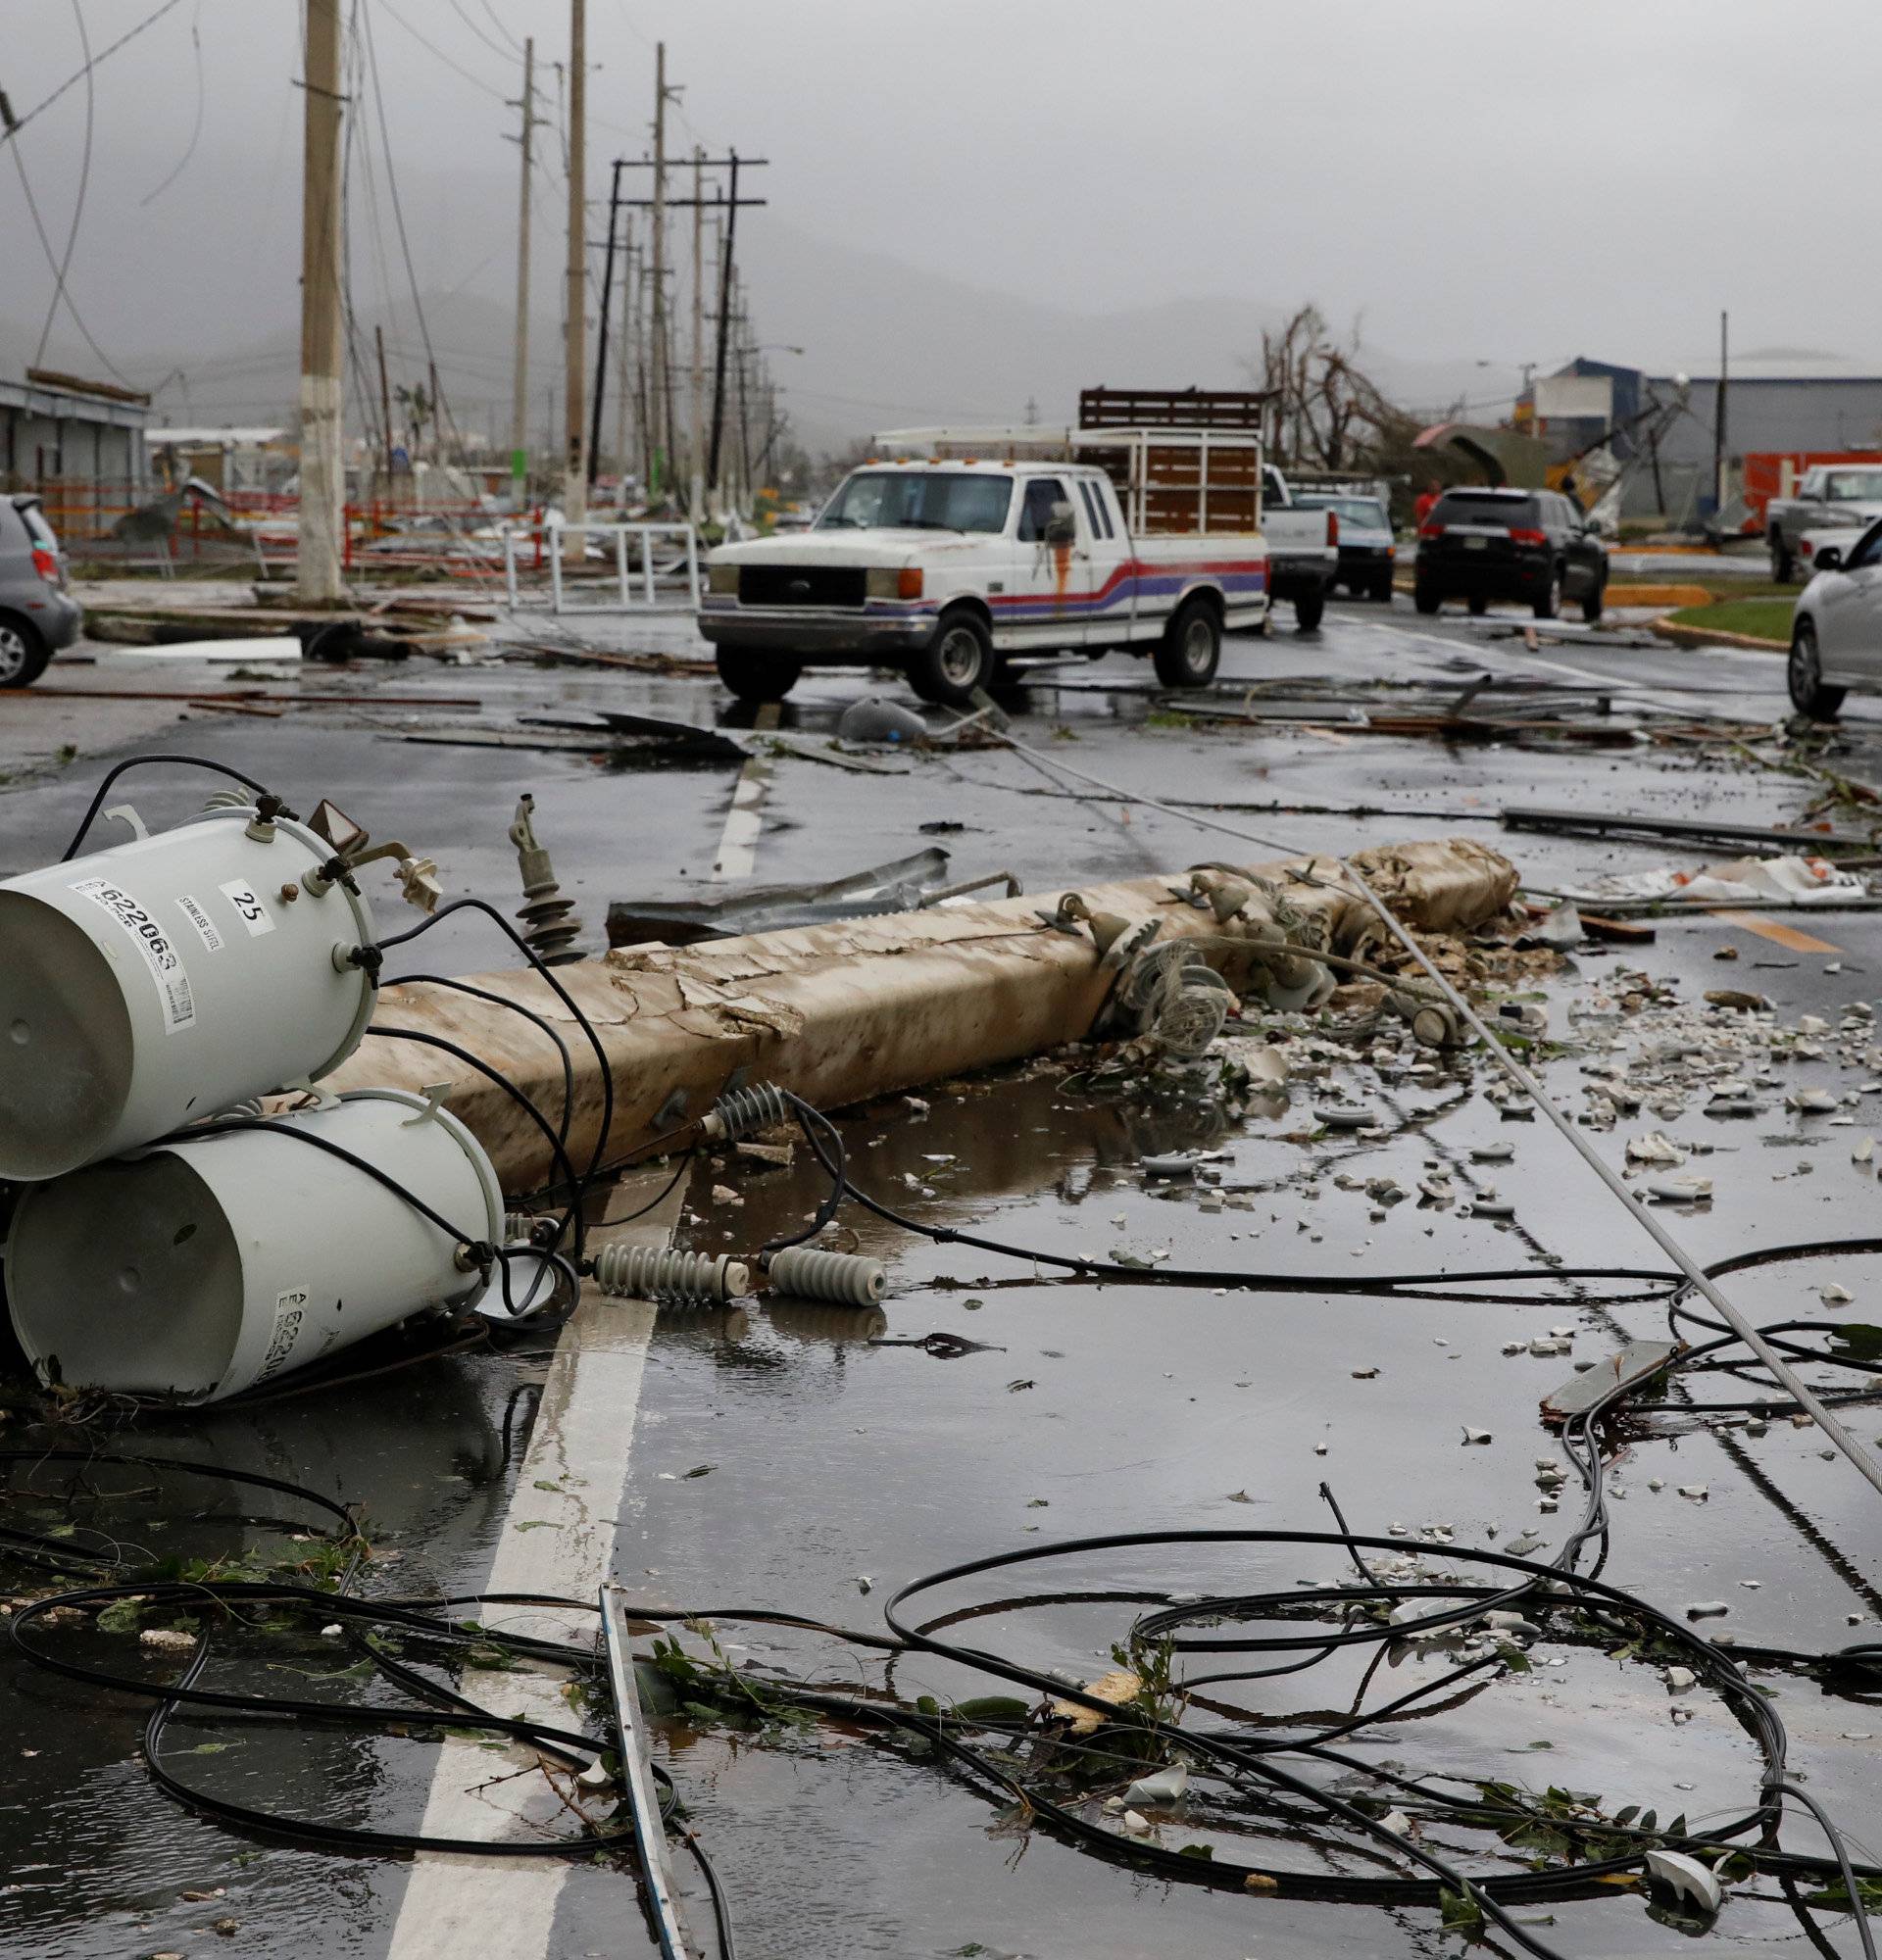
[819,470,1013,534]
[1825,471,1882,502]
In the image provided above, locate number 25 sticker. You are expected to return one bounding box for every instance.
[219,879,276,937]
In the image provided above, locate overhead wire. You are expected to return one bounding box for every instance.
[373,0,511,102]
[0,0,187,144]
[359,0,477,466]
[137,0,204,206]
[8,11,132,386]
[31,0,95,371]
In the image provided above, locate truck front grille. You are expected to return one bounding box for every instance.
[737,564,867,609]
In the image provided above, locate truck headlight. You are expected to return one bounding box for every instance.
[867,566,923,600]
[708,564,738,595]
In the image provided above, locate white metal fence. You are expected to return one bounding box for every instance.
[502,520,701,613]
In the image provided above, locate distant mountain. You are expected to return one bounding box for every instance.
[1,219,1518,461]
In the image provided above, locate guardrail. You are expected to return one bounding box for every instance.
[502,520,701,613]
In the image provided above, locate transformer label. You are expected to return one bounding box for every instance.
[254,1288,311,1386]
[219,879,275,937]
[175,893,225,953]
[70,876,196,1034]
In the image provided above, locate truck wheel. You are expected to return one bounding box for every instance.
[1582,576,1606,625]
[0,613,49,689]
[1533,565,1562,619]
[1466,592,1488,616]
[1413,583,1441,614]
[716,647,800,704]
[1770,534,1795,584]
[1153,599,1221,688]
[910,608,993,707]
[1369,573,1394,603]
[1788,619,1845,720]
[1293,587,1325,632]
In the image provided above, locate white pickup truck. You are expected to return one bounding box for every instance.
[698,393,1338,706]
[1766,465,1882,582]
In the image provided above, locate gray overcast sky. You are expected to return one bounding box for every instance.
[2,0,1875,428]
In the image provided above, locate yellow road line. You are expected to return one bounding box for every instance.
[1708,908,1841,954]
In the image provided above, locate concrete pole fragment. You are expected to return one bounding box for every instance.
[333,839,1517,1191]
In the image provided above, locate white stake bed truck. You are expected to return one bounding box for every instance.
[698,387,1338,706]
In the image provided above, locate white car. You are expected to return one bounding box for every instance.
[1788,514,1882,717]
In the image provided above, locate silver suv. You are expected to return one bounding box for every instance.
[0,495,83,687]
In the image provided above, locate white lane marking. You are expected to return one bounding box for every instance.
[382,1174,685,1960]
[712,702,780,880]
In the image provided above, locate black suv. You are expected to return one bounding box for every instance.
[1413,487,1607,622]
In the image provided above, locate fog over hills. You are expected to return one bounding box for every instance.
[2,214,1519,461]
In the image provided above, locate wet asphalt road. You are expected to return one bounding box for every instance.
[5,592,1882,1959]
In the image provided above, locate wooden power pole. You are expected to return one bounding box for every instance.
[297,0,345,601]
[511,35,533,498]
[690,145,705,520]
[614,221,632,501]
[563,0,586,519]
[650,41,670,502]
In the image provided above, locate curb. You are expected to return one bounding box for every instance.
[1649,617,1786,653]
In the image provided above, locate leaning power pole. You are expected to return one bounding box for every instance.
[297,0,345,601]
[562,0,586,519]
[510,35,533,498]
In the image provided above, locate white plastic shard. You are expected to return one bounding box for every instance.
[1644,1849,1723,1915]
[1123,1766,1189,1807]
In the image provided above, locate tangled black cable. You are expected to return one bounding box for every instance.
[0,1450,737,1956]
[58,754,281,860]
[714,1089,1882,1954]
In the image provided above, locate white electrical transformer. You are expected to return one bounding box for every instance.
[4,1089,504,1402]
[0,806,377,1181]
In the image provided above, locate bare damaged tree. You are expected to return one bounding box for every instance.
[1247,305,1420,475]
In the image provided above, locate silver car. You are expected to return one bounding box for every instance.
[0,495,83,687]
[1789,514,1882,718]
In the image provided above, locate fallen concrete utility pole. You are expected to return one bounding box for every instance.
[330,837,1518,1190]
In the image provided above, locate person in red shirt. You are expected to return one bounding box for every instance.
[1413,478,1442,526]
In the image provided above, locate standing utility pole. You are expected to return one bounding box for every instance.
[510,35,533,498]
[614,223,632,503]
[562,0,587,519]
[1714,309,1730,518]
[649,41,672,501]
[707,153,740,495]
[297,0,345,601]
[689,147,705,519]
